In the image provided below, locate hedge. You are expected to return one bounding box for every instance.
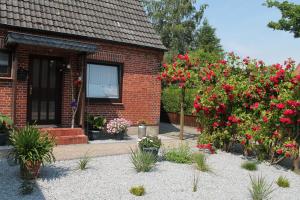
[161,87,198,115]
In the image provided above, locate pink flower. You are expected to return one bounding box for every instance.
[250,102,259,110]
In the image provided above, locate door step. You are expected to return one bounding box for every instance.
[40,128,88,145]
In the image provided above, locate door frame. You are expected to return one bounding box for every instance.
[27,55,63,125]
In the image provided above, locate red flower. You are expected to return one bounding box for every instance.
[276,149,283,155]
[245,133,252,140]
[213,122,219,128]
[250,102,260,110]
[279,117,293,124]
[177,53,189,61]
[162,63,168,68]
[286,100,300,107]
[276,103,285,109]
[263,116,268,122]
[285,152,291,158]
[273,130,279,137]
[219,60,227,65]
[284,143,296,148]
[222,84,234,93]
[241,140,246,145]
[283,109,296,116]
[228,115,240,123]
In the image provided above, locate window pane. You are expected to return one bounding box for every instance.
[0,52,9,74]
[49,60,56,89]
[48,101,55,120]
[41,59,48,89]
[31,100,38,121]
[87,64,119,98]
[40,101,47,120]
[32,59,40,88]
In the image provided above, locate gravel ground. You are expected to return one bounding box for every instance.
[0,151,299,200]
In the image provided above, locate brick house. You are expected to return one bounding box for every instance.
[0,0,165,144]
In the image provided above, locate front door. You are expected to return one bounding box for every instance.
[28,56,62,125]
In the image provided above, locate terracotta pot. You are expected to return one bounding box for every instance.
[20,161,42,180]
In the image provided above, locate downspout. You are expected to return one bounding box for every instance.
[11,48,17,124]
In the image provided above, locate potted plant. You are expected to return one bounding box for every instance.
[9,125,56,179]
[87,115,107,140]
[0,113,13,146]
[139,136,162,156]
[106,118,131,140]
[137,120,147,139]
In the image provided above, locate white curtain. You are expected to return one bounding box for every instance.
[87,64,119,98]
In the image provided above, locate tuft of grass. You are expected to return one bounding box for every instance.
[130,185,145,196]
[164,143,192,164]
[241,161,258,171]
[276,176,290,188]
[130,149,157,172]
[78,155,90,170]
[249,175,275,200]
[193,153,211,172]
[192,174,199,192]
[19,180,34,195]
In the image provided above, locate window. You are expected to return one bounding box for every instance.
[86,63,121,100]
[0,51,11,76]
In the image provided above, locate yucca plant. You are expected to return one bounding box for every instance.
[193,153,211,172]
[249,175,275,200]
[276,176,290,188]
[78,154,90,170]
[242,161,258,171]
[164,143,192,164]
[9,125,56,179]
[130,149,156,172]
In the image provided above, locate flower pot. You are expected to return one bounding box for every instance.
[115,131,127,140]
[88,130,110,140]
[0,132,8,146]
[20,161,42,180]
[138,125,147,139]
[142,147,159,156]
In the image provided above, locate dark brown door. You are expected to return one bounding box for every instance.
[28,56,62,125]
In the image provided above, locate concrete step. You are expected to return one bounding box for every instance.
[40,128,88,145]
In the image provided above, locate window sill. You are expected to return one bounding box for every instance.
[0,76,13,80]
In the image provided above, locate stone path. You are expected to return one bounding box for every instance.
[0,123,198,161]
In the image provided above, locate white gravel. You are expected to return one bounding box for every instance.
[0,151,299,200]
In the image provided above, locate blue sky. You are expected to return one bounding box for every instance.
[199,0,300,64]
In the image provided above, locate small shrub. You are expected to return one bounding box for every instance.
[164,144,192,164]
[130,149,156,172]
[249,175,275,200]
[192,174,199,192]
[139,136,162,149]
[130,185,145,196]
[78,155,90,170]
[241,161,258,171]
[193,153,211,172]
[19,180,34,195]
[276,176,290,188]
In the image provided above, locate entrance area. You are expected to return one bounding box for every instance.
[28,56,63,125]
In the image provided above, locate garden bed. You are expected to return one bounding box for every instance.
[0,152,299,200]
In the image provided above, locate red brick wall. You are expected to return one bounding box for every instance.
[0,28,163,127]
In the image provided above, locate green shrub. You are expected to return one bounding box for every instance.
[78,155,90,170]
[276,176,290,188]
[130,185,145,196]
[193,153,211,172]
[164,144,192,164]
[161,87,198,115]
[249,175,275,200]
[130,149,156,172]
[241,161,258,171]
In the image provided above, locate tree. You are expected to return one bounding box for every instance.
[194,19,223,53]
[142,0,207,53]
[265,0,300,37]
[158,53,198,140]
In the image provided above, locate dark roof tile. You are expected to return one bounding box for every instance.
[0,0,165,50]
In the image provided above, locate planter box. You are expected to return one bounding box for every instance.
[160,111,200,127]
[88,130,110,140]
